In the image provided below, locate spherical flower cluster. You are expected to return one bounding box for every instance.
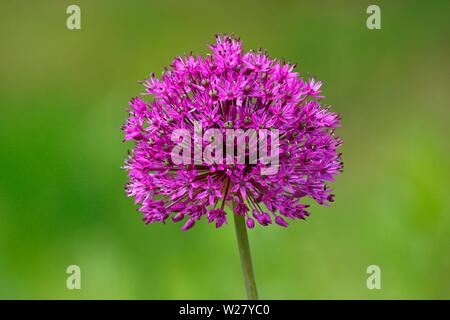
[122,34,343,230]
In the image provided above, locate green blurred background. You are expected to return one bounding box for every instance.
[0,0,449,299]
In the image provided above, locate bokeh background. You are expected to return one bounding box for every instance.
[0,0,449,299]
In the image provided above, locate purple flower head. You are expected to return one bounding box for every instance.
[122,34,343,230]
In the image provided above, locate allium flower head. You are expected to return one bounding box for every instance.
[122,34,343,230]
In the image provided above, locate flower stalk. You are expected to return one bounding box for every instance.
[233,202,258,300]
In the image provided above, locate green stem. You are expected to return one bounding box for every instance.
[232,203,258,300]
